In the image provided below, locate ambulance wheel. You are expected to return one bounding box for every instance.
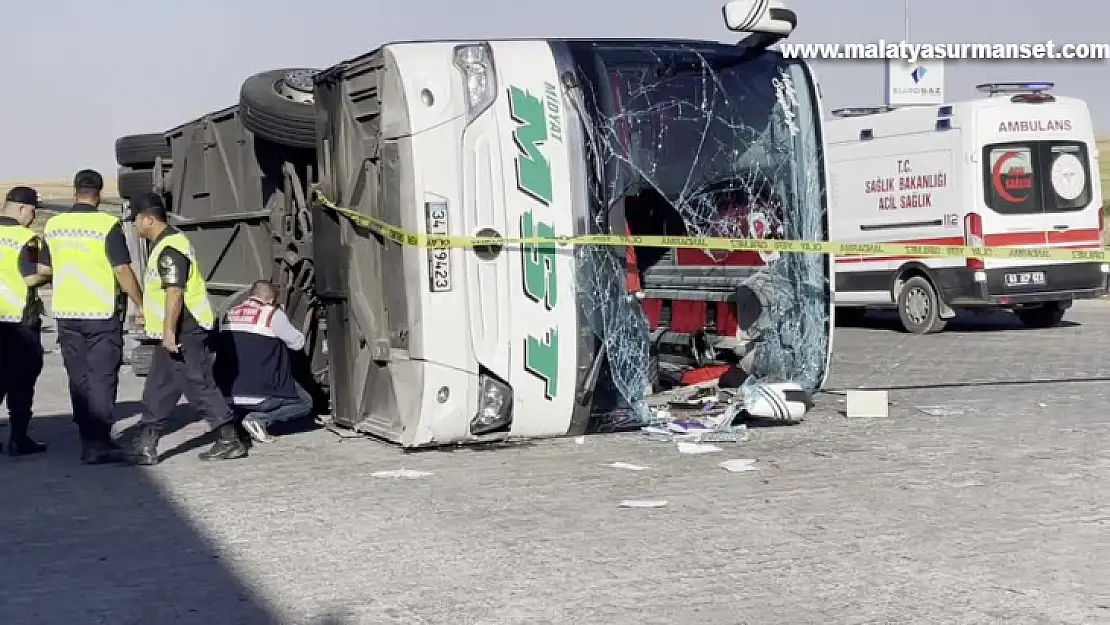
[1015,301,1068,329]
[896,276,947,334]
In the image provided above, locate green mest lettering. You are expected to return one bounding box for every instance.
[510,84,559,399]
[508,86,553,205]
[521,212,557,309]
[524,329,559,399]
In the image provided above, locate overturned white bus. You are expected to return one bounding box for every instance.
[113,0,832,447]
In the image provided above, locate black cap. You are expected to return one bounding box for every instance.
[130,192,167,221]
[5,186,41,208]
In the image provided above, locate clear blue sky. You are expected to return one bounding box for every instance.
[1,0,1106,179]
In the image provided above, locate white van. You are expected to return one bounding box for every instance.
[310,0,833,445]
[827,82,1108,333]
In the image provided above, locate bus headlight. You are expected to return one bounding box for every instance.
[453,43,497,122]
[471,374,513,435]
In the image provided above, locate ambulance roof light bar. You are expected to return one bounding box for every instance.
[831,106,895,118]
[975,82,1054,97]
[722,0,797,51]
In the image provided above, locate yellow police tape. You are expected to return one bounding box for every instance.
[315,193,1110,263]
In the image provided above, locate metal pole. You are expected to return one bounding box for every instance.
[904,0,911,42]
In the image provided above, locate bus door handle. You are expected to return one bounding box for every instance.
[1052,225,1069,230]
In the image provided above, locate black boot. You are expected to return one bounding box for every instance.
[81,439,126,465]
[127,425,161,466]
[9,436,46,457]
[198,423,248,461]
[8,418,46,457]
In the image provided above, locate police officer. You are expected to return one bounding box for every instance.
[127,193,246,465]
[0,187,50,456]
[43,170,144,464]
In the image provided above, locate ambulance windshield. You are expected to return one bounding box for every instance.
[565,41,829,424]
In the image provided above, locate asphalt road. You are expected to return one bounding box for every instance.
[3,302,1110,624]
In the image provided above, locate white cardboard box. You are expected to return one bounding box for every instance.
[846,390,889,418]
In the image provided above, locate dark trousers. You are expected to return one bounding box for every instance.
[141,330,235,429]
[0,322,44,437]
[233,384,313,426]
[57,317,122,442]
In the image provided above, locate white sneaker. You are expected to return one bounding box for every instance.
[240,416,273,443]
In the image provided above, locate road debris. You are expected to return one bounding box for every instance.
[916,405,966,417]
[676,442,722,454]
[643,370,812,441]
[846,389,889,418]
[370,469,433,479]
[619,500,668,509]
[719,459,760,472]
[605,462,651,471]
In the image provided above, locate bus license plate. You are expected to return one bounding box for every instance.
[426,203,451,292]
[1004,271,1045,287]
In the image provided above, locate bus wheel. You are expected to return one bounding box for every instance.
[1015,301,1068,329]
[896,276,947,334]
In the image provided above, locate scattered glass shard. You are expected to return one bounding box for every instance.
[619,499,668,508]
[606,462,651,471]
[916,405,966,417]
[676,442,722,454]
[719,459,759,472]
[370,469,433,479]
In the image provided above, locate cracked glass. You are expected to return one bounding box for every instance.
[563,41,830,426]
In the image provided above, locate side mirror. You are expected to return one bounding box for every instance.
[722,0,797,49]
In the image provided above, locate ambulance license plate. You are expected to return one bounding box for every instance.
[1004,271,1045,287]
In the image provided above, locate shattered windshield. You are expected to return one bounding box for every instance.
[564,41,829,425]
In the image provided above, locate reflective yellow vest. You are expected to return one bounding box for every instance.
[0,225,37,322]
[43,211,120,319]
[143,231,214,338]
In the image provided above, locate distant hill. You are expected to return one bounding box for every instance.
[0,179,120,207]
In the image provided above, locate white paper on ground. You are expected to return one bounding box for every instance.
[606,462,651,471]
[676,442,722,454]
[719,459,759,472]
[370,469,433,479]
[619,500,668,508]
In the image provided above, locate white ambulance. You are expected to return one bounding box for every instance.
[827,82,1108,334]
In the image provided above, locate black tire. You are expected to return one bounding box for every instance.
[115,134,170,168]
[1015,301,1068,329]
[239,68,318,149]
[118,168,155,200]
[896,276,947,334]
[130,343,154,377]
